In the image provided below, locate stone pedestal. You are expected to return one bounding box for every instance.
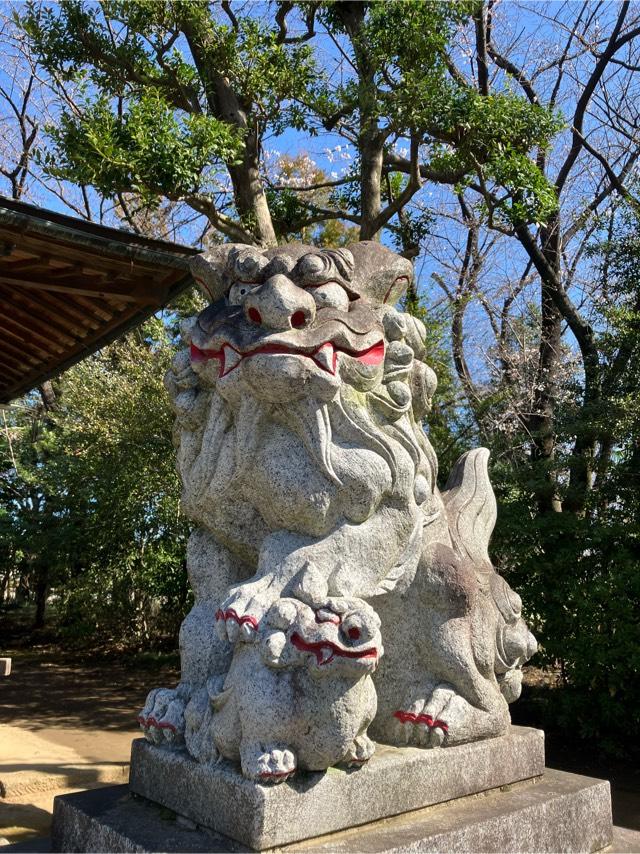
[128,727,544,849]
[50,769,615,854]
[50,726,618,853]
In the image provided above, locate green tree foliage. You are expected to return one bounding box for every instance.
[19,0,560,245]
[488,207,640,754]
[1,313,192,645]
[43,91,243,205]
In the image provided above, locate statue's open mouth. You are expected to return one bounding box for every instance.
[190,339,385,377]
[290,632,378,666]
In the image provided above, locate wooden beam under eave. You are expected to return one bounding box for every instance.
[0,274,156,303]
[0,296,81,347]
[1,304,150,400]
[0,346,41,373]
[0,309,68,355]
[70,294,117,323]
[0,335,43,366]
[15,287,102,332]
[4,254,48,272]
[0,284,98,338]
[0,358,25,379]
[0,316,62,360]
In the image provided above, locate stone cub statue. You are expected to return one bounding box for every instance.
[183,568,382,782]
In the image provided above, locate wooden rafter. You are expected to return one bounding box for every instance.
[0,197,198,402]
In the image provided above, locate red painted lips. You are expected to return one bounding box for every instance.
[290,632,378,666]
[190,339,385,378]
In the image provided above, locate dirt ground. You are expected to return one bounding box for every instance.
[0,647,178,844]
[0,649,638,845]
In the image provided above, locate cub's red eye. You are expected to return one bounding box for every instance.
[291,311,306,328]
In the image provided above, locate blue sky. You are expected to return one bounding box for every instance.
[1,0,634,389]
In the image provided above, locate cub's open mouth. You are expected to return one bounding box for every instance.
[290,632,378,666]
[190,339,385,377]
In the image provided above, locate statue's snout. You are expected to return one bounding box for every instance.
[244,274,316,331]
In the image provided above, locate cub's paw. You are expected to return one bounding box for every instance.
[138,687,186,747]
[343,733,376,767]
[241,743,297,784]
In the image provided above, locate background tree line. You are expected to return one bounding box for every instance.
[1,0,639,752]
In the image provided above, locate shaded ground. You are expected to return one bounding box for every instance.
[0,645,638,844]
[0,646,178,843]
[0,648,178,734]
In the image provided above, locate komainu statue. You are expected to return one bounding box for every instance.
[138,241,536,781]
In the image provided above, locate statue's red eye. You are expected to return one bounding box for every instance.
[347,627,361,641]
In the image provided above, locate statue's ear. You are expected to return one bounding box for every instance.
[189,243,265,302]
[189,246,234,302]
[347,241,414,305]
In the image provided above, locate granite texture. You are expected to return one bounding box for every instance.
[14,824,640,853]
[129,726,545,849]
[139,241,537,783]
[290,768,613,853]
[183,588,381,780]
[50,784,237,854]
[51,767,615,853]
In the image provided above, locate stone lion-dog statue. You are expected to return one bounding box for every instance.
[138,241,536,781]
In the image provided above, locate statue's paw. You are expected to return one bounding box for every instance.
[392,684,457,748]
[344,733,375,767]
[242,745,297,784]
[215,581,274,643]
[138,687,186,747]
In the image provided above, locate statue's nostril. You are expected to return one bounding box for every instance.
[248,307,262,325]
[291,311,306,329]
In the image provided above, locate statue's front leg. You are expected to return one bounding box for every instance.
[138,528,250,746]
[215,531,314,643]
[216,509,420,644]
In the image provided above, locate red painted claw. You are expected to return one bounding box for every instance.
[137,714,177,733]
[259,770,294,781]
[215,608,259,631]
[393,710,449,732]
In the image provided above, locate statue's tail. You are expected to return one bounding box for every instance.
[442,448,537,700]
[441,448,496,567]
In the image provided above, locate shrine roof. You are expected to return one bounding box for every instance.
[0,196,198,403]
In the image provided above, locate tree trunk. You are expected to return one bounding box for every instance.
[0,567,11,605]
[227,129,278,248]
[564,353,600,516]
[181,22,277,248]
[527,217,564,513]
[33,566,48,629]
[335,2,385,241]
[359,132,385,240]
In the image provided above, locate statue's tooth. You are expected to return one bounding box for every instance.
[222,345,242,375]
[313,343,335,373]
[319,646,334,665]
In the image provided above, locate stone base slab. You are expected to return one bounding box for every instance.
[50,768,614,853]
[128,726,545,849]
